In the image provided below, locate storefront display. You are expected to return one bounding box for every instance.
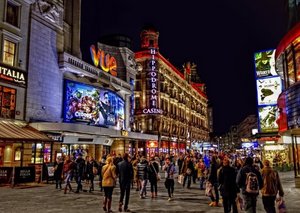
[263,144,290,169]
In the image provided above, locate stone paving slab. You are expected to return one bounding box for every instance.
[0,171,299,213]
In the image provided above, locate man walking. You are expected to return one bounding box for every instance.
[236,157,263,213]
[117,153,133,212]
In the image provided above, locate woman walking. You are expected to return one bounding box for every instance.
[102,157,117,213]
[163,156,176,201]
[149,156,160,198]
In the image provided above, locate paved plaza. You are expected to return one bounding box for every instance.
[0,171,299,213]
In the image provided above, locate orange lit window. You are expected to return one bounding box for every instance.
[0,86,16,119]
[3,39,16,66]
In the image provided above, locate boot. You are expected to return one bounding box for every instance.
[103,197,107,212]
[64,187,67,194]
[69,185,72,192]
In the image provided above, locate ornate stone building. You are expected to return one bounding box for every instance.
[134,27,210,156]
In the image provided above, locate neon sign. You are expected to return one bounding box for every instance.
[90,45,117,76]
[142,48,163,114]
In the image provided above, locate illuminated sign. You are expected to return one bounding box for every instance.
[90,45,117,76]
[258,105,278,132]
[254,49,277,78]
[121,130,128,137]
[64,80,125,130]
[0,63,26,87]
[142,48,163,115]
[256,76,282,105]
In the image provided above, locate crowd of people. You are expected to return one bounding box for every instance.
[52,151,285,213]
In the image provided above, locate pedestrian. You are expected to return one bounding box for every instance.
[102,156,117,213]
[236,156,263,213]
[62,156,75,194]
[261,159,284,213]
[137,156,149,199]
[117,153,133,212]
[177,154,184,175]
[98,158,105,192]
[86,156,98,192]
[218,156,239,213]
[163,156,176,201]
[148,156,160,198]
[75,153,86,193]
[207,155,221,207]
[197,158,206,190]
[181,155,194,189]
[131,154,140,191]
[54,156,64,189]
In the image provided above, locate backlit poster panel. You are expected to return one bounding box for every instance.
[254,49,277,78]
[256,76,282,105]
[258,105,278,132]
[64,80,125,130]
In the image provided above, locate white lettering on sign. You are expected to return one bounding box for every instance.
[0,65,26,85]
[143,108,163,114]
[20,170,31,177]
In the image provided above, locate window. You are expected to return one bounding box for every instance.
[3,40,16,66]
[0,86,16,119]
[6,1,19,27]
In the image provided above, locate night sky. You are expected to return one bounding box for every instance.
[81,0,289,134]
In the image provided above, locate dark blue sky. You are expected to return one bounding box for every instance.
[81,0,289,134]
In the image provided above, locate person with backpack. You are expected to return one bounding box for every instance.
[261,159,284,213]
[236,156,263,213]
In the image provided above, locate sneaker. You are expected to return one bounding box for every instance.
[209,202,215,206]
[168,197,172,201]
[171,193,173,198]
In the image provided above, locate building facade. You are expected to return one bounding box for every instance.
[0,0,55,168]
[134,27,210,156]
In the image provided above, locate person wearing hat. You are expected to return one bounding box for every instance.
[102,156,117,213]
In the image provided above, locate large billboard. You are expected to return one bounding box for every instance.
[63,80,125,130]
[256,76,282,105]
[254,49,282,133]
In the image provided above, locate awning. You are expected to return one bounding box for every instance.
[0,119,53,141]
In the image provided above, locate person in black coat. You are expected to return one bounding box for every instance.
[117,153,133,212]
[54,157,64,189]
[208,155,220,207]
[218,157,240,213]
[148,156,160,198]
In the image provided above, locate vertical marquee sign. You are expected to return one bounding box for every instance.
[143,48,163,114]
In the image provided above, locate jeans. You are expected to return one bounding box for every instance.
[139,179,148,197]
[243,194,258,213]
[183,175,191,188]
[199,177,205,189]
[262,195,276,213]
[76,175,83,192]
[210,183,219,203]
[223,196,238,213]
[165,179,174,198]
[119,183,131,210]
[150,180,158,194]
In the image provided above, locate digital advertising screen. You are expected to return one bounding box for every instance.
[258,105,279,133]
[254,49,276,78]
[63,80,125,130]
[256,76,282,106]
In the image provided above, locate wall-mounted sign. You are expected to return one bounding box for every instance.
[143,48,163,115]
[64,80,125,130]
[90,45,117,76]
[258,105,278,132]
[256,76,282,105]
[254,49,277,78]
[121,130,128,137]
[0,63,26,87]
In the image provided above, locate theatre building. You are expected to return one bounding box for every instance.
[25,0,156,162]
[134,26,210,156]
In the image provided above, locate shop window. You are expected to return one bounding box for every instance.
[3,39,16,66]
[135,97,140,109]
[4,146,12,162]
[14,147,21,161]
[43,143,51,163]
[6,1,20,27]
[0,86,16,119]
[31,143,43,164]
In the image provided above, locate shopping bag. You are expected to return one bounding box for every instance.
[205,181,212,197]
[276,197,287,213]
[236,195,244,213]
[178,174,184,185]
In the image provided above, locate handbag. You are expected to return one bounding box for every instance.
[186,168,192,175]
[93,166,98,175]
[276,197,287,213]
[151,162,160,181]
[178,174,184,184]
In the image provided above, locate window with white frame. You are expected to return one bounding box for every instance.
[3,39,16,66]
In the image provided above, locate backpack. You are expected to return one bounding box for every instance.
[245,172,259,194]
